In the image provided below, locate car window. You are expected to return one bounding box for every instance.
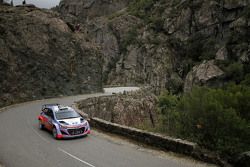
[44,108,54,119]
[55,110,80,120]
[43,108,49,115]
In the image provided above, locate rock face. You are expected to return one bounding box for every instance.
[58,0,250,93]
[184,61,224,92]
[75,14,176,94]
[0,5,103,107]
[59,0,130,22]
[1,0,249,106]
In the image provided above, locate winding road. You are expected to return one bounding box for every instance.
[0,87,215,167]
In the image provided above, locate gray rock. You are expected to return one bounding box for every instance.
[59,0,130,22]
[184,60,224,92]
[216,46,228,61]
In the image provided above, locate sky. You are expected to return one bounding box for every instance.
[12,0,60,8]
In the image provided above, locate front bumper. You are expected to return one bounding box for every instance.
[57,125,90,139]
[57,129,90,139]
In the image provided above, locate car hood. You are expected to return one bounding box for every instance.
[59,117,84,125]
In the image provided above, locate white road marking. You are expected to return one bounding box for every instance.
[27,120,50,143]
[58,147,96,167]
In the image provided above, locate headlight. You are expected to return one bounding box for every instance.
[80,118,84,123]
[59,124,67,129]
[83,122,87,126]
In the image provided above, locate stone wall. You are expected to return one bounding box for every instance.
[89,117,228,166]
[77,89,157,128]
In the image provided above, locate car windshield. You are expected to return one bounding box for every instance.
[55,110,80,120]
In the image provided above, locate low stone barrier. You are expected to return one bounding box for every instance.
[89,117,230,166]
[90,117,196,155]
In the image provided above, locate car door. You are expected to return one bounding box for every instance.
[45,109,54,131]
[41,108,49,128]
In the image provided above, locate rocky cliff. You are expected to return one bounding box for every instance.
[58,0,130,22]
[58,0,250,93]
[0,5,103,107]
[1,0,249,106]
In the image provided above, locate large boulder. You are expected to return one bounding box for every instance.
[184,60,224,92]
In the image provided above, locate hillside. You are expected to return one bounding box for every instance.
[0,0,249,105]
[58,0,250,94]
[0,5,103,107]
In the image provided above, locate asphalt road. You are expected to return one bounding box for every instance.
[0,87,216,167]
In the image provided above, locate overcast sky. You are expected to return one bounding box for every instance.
[12,0,60,8]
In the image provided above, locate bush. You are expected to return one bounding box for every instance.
[241,74,250,86]
[178,86,250,156]
[149,15,164,32]
[157,91,181,135]
[185,34,216,61]
[128,0,156,19]
[225,62,244,83]
[157,85,250,157]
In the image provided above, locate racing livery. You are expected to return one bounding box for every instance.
[38,104,90,139]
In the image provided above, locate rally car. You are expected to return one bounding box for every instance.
[38,104,90,139]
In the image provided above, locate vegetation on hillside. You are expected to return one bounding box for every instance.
[157,84,250,157]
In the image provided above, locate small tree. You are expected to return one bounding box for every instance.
[158,91,181,134]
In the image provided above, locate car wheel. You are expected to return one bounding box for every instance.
[39,120,44,130]
[52,127,58,139]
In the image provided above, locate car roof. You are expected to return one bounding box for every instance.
[42,103,58,109]
[42,104,74,113]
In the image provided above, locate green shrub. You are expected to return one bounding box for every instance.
[128,0,155,17]
[225,83,250,121]
[241,73,250,86]
[178,86,250,156]
[225,62,244,83]
[185,34,216,61]
[157,85,250,156]
[157,91,181,134]
[149,15,164,32]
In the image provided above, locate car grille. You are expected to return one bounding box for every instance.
[67,127,85,135]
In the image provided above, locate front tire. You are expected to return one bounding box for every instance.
[52,127,58,139]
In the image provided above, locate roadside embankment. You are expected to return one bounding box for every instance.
[75,89,230,167]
